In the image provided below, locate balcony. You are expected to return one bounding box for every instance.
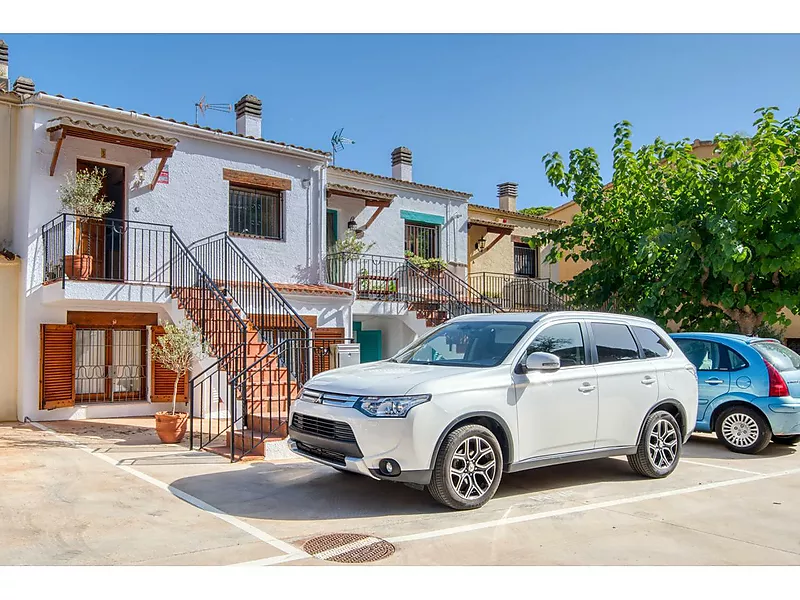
[326,252,500,322]
[41,214,174,304]
[469,271,568,312]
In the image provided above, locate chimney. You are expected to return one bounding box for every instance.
[391,146,412,181]
[498,182,518,212]
[235,94,262,139]
[0,40,8,92]
[12,75,34,96]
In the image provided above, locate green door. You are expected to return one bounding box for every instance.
[358,329,382,363]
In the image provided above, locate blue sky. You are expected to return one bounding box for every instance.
[4,34,800,209]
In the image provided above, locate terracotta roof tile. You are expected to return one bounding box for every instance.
[469,204,563,226]
[272,283,352,297]
[327,183,396,202]
[468,217,515,231]
[37,92,330,157]
[46,116,178,146]
[330,166,471,198]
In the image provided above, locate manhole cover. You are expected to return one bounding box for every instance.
[302,533,395,563]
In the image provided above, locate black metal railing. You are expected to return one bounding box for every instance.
[469,272,569,312]
[223,336,353,460]
[326,252,500,321]
[189,232,310,348]
[42,214,172,288]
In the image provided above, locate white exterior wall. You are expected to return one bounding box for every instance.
[11,99,339,422]
[327,171,470,271]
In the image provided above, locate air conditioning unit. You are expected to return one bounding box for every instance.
[331,343,361,369]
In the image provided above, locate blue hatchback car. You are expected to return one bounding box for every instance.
[670,333,800,454]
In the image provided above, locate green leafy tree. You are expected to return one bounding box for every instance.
[519,206,554,217]
[532,107,800,335]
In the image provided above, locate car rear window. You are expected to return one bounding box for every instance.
[751,341,800,372]
[632,326,671,358]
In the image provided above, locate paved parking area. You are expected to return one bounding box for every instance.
[1,418,799,565]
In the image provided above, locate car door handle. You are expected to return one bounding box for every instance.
[705,377,725,385]
[641,375,656,385]
[578,383,596,393]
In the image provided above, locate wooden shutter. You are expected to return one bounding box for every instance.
[313,327,346,375]
[40,324,76,410]
[150,326,188,403]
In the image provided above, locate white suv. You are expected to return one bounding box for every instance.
[289,312,699,510]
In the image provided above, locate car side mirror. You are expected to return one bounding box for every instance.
[521,352,561,373]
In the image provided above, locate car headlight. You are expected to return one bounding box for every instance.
[355,395,431,418]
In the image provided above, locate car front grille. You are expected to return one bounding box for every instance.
[295,441,346,466]
[291,413,357,443]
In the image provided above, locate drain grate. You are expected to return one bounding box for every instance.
[302,533,395,563]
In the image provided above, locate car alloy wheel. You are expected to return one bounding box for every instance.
[449,436,497,500]
[720,412,760,448]
[647,417,679,470]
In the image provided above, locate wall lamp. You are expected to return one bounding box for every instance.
[347,216,358,230]
[475,237,487,252]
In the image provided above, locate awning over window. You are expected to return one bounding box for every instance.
[46,116,178,187]
[327,183,395,207]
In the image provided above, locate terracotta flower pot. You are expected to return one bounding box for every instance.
[154,411,189,444]
[64,254,94,280]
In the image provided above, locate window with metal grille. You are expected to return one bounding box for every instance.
[74,327,147,402]
[404,222,439,259]
[514,242,538,278]
[228,186,284,240]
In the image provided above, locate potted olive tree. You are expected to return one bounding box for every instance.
[58,167,112,280]
[151,321,205,444]
[328,231,374,288]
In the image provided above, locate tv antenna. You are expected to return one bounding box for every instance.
[194,95,232,125]
[331,128,355,165]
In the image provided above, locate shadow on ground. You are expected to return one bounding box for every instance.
[684,433,796,459]
[167,456,644,521]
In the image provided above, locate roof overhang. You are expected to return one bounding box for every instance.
[46,116,179,186]
[327,183,395,207]
[468,217,515,235]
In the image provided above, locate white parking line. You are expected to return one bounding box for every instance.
[28,420,307,560]
[680,459,763,475]
[231,464,800,566]
[384,467,800,545]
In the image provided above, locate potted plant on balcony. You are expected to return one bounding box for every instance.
[151,321,205,444]
[405,252,448,278]
[58,167,111,280]
[328,231,374,289]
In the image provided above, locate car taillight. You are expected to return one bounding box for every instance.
[764,359,789,397]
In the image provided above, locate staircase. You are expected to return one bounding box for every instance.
[182,232,320,460]
[326,252,502,328]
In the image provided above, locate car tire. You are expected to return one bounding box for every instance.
[772,434,800,446]
[715,406,772,454]
[427,424,503,510]
[627,410,682,478]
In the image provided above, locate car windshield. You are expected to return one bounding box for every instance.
[751,341,800,372]
[393,321,533,368]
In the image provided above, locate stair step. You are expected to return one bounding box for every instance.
[224,426,288,456]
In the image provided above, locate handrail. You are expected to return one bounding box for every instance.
[325,251,502,319]
[469,271,570,311]
[228,335,354,460]
[189,232,310,339]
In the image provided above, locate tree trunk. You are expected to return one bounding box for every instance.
[172,371,181,416]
